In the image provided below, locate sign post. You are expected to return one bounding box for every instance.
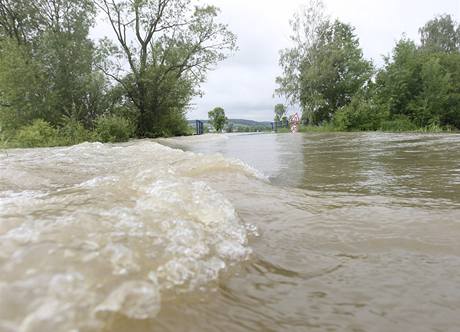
[289,113,300,133]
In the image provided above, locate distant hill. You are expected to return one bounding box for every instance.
[228,119,272,126]
[188,119,272,127]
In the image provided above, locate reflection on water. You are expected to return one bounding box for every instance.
[1,132,460,331]
[164,132,460,203]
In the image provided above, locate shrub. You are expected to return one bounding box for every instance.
[380,116,418,132]
[298,123,338,132]
[14,119,60,147]
[416,123,444,133]
[333,96,385,131]
[94,115,135,143]
[155,110,193,137]
[59,117,91,145]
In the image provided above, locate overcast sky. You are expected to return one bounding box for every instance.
[92,0,460,121]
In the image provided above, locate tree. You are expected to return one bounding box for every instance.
[226,122,233,133]
[0,39,46,130]
[276,0,326,107]
[95,0,236,137]
[208,107,227,132]
[419,14,460,53]
[274,103,286,122]
[0,0,42,44]
[0,0,102,128]
[375,39,420,121]
[376,37,460,129]
[276,1,372,124]
[439,52,460,128]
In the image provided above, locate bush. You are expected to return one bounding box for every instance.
[94,115,135,143]
[59,117,91,145]
[333,96,385,131]
[416,123,444,133]
[380,116,418,132]
[155,110,193,137]
[0,125,11,149]
[14,119,60,147]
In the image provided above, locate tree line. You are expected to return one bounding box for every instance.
[0,0,235,147]
[276,0,460,132]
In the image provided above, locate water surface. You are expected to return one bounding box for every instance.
[1,132,460,331]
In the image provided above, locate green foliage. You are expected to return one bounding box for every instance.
[274,104,287,122]
[94,115,135,143]
[96,0,236,137]
[300,123,338,132]
[14,119,60,148]
[300,19,373,124]
[226,122,234,133]
[439,52,460,128]
[277,123,337,133]
[277,2,460,132]
[0,125,11,150]
[0,0,103,131]
[415,123,444,133]
[0,0,230,146]
[155,109,194,137]
[419,14,460,53]
[2,1,460,147]
[208,107,227,132]
[277,1,373,125]
[59,117,91,145]
[334,92,386,131]
[0,40,46,130]
[379,116,418,132]
[375,37,460,130]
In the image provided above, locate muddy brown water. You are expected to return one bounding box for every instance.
[1,132,460,331]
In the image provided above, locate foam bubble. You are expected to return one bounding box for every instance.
[0,140,258,330]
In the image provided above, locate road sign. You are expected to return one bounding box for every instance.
[289,113,300,133]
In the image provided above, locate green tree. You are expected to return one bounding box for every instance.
[419,14,460,53]
[0,0,103,128]
[226,122,234,133]
[439,52,460,128]
[276,1,372,125]
[276,0,326,107]
[375,36,460,129]
[0,40,46,131]
[208,107,227,132]
[333,86,386,131]
[0,0,42,44]
[274,103,286,122]
[409,56,450,127]
[95,0,236,137]
[375,39,420,122]
[300,20,373,124]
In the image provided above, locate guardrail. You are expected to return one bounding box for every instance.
[196,120,204,135]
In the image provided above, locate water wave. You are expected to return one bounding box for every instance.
[0,140,260,331]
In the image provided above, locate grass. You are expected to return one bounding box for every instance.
[1,116,138,149]
[2,117,457,149]
[274,123,455,134]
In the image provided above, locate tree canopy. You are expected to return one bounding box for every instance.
[0,0,235,146]
[274,104,287,122]
[276,1,460,131]
[276,1,372,125]
[208,107,227,132]
[95,0,236,137]
[419,14,460,53]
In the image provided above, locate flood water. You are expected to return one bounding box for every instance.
[1,132,460,331]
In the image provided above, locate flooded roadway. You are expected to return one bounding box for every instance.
[1,132,460,331]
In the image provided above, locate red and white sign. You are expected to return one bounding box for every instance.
[289,113,300,133]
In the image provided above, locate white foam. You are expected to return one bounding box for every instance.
[0,140,258,330]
